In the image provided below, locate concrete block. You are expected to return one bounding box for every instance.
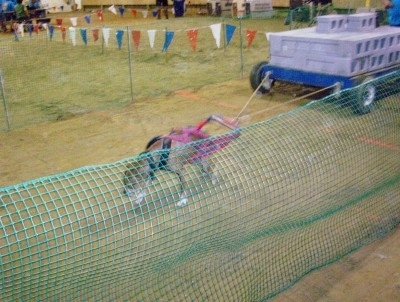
[347,13,376,32]
[387,50,400,65]
[369,51,387,71]
[316,14,347,33]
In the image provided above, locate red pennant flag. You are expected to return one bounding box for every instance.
[186,29,198,51]
[246,29,257,48]
[34,24,39,34]
[97,10,103,21]
[56,18,63,26]
[131,9,137,17]
[131,30,140,50]
[92,28,99,42]
[61,26,66,42]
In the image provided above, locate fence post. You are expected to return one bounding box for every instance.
[0,70,11,131]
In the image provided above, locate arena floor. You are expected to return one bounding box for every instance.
[0,77,399,301]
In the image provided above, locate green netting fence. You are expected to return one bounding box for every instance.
[1,71,399,301]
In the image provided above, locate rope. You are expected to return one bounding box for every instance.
[237,83,338,122]
[235,73,271,121]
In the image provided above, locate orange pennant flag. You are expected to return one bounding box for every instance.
[131,30,140,50]
[34,24,39,34]
[186,29,198,51]
[97,10,103,21]
[92,28,99,42]
[131,9,137,17]
[61,26,66,42]
[246,29,257,48]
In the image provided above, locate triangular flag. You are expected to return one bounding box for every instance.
[56,18,63,26]
[108,5,117,15]
[84,15,91,24]
[102,27,111,46]
[92,28,99,42]
[225,24,236,46]
[80,28,87,45]
[131,30,140,50]
[162,31,174,52]
[131,9,137,17]
[49,25,55,40]
[141,10,148,18]
[186,29,198,51]
[34,24,39,34]
[116,29,124,49]
[97,10,103,21]
[61,26,66,42]
[147,29,156,49]
[209,23,221,48]
[25,23,33,37]
[69,27,76,46]
[119,6,125,16]
[246,29,257,48]
[70,17,77,26]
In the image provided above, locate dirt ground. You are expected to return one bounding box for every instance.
[0,78,399,301]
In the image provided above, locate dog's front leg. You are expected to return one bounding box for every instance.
[176,191,188,207]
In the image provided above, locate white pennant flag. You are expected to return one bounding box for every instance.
[17,23,24,36]
[70,17,77,26]
[141,10,148,18]
[102,27,111,46]
[147,29,156,49]
[69,27,76,46]
[209,23,222,48]
[108,5,117,15]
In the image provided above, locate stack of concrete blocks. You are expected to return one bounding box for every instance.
[268,13,400,77]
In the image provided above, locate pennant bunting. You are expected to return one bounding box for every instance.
[56,18,63,26]
[186,29,198,51]
[102,27,111,46]
[147,29,156,49]
[162,31,174,52]
[225,24,236,46]
[210,23,221,48]
[80,28,88,45]
[97,11,103,21]
[131,30,141,50]
[84,15,91,24]
[69,27,76,46]
[70,17,77,26]
[246,29,257,48]
[26,23,33,37]
[131,9,137,17]
[34,24,39,34]
[141,10,148,18]
[61,26,66,42]
[108,5,117,15]
[92,28,99,42]
[49,25,55,40]
[119,6,125,17]
[116,29,124,49]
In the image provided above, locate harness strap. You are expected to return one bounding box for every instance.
[159,138,172,169]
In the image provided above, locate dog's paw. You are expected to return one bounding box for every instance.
[176,197,188,207]
[135,192,146,205]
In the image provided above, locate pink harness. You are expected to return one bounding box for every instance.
[165,119,240,163]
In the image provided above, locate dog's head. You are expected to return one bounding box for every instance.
[123,159,151,204]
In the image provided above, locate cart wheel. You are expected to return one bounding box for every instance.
[354,77,376,115]
[250,61,274,94]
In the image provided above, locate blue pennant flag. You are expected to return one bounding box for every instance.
[116,30,124,49]
[162,31,174,52]
[27,24,33,37]
[49,25,55,40]
[225,24,236,46]
[80,28,88,45]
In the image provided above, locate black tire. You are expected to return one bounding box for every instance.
[354,80,376,115]
[250,61,272,94]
